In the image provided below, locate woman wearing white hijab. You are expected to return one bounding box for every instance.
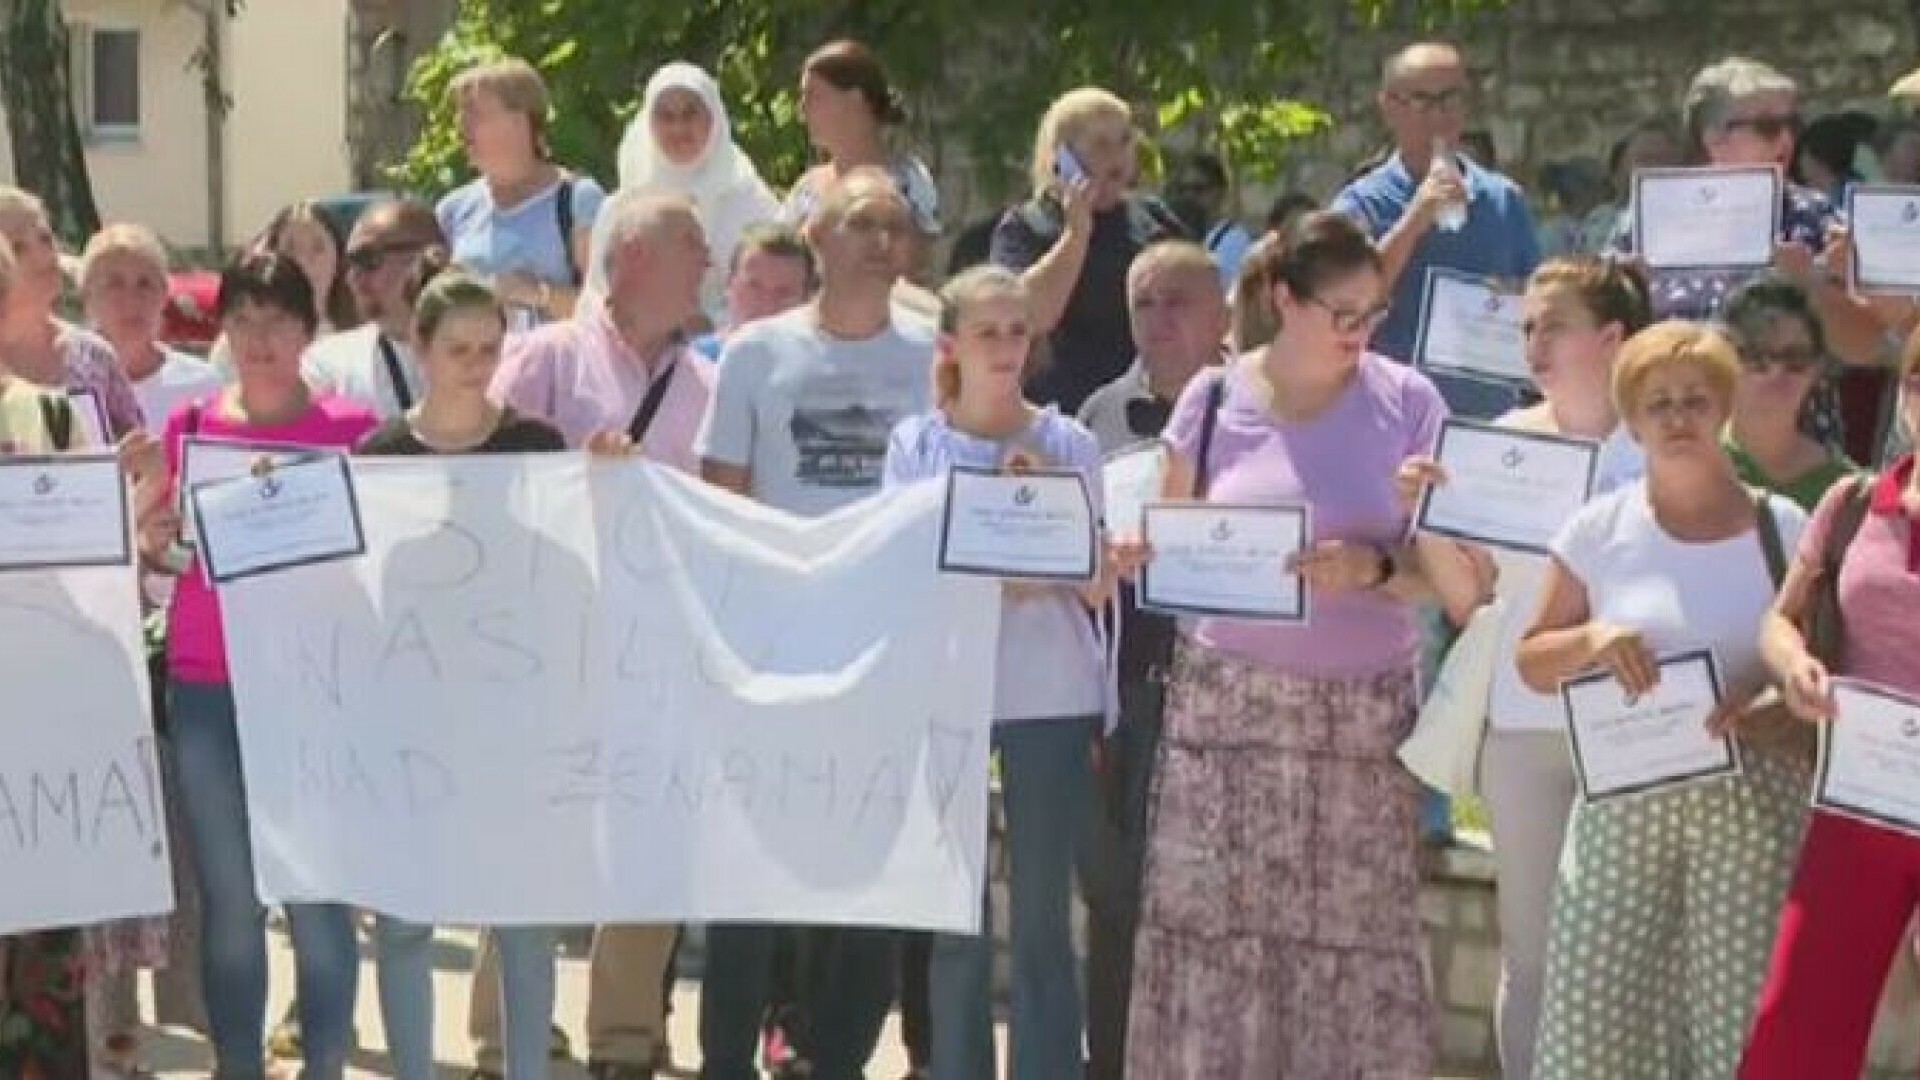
[615,61,780,326]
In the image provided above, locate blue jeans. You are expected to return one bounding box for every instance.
[932,716,1095,1080]
[375,917,555,1080]
[168,680,359,1080]
[700,923,897,1079]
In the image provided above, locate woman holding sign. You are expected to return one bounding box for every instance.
[1739,336,1920,1078]
[354,266,578,1080]
[1122,212,1445,1078]
[1517,322,1809,1079]
[138,253,379,1080]
[882,265,1110,1080]
[1404,255,1653,1080]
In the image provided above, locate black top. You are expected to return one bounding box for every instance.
[989,193,1188,413]
[357,408,566,456]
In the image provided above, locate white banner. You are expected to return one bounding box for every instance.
[0,563,173,935]
[217,456,999,932]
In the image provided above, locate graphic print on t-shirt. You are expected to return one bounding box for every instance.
[788,391,898,490]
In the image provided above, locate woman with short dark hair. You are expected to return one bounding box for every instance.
[138,252,379,1080]
[1124,212,1446,1077]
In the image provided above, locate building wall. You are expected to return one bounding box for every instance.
[0,0,210,245]
[225,0,354,241]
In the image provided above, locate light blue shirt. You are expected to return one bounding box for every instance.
[437,174,608,292]
[1331,153,1541,420]
[1205,220,1254,289]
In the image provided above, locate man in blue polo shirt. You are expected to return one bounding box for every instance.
[1332,41,1541,420]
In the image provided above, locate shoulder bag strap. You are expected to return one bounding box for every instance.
[376,335,415,412]
[1191,368,1227,499]
[626,361,679,444]
[1824,474,1875,573]
[1753,489,1787,588]
[554,174,581,286]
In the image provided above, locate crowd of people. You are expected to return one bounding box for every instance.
[0,29,1919,1080]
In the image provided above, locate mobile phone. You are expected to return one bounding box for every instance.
[1054,145,1088,185]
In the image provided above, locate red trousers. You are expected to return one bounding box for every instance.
[1740,811,1920,1079]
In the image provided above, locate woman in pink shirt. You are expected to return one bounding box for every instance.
[1740,334,1920,1078]
[139,253,377,1080]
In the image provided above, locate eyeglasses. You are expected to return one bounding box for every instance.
[1303,295,1390,334]
[1723,113,1802,140]
[1741,347,1822,374]
[345,241,427,272]
[1389,87,1467,113]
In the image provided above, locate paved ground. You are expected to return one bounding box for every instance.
[144,926,929,1079]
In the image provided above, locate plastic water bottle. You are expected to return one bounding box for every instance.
[1430,137,1468,233]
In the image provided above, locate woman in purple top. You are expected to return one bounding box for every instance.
[1123,212,1448,1079]
[883,266,1113,1080]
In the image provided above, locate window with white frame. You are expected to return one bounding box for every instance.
[70,24,141,140]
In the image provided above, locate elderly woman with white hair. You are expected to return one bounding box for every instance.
[615,61,780,330]
[1609,56,1889,447]
[990,87,1188,413]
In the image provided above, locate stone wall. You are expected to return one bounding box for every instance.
[1272,0,1918,202]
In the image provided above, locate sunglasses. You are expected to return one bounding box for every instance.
[1741,347,1821,374]
[345,241,427,272]
[1723,113,1802,140]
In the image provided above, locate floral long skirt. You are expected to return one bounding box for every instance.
[0,930,89,1078]
[1126,640,1435,1080]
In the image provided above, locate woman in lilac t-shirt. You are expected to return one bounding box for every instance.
[1125,213,1448,1079]
[138,254,378,1080]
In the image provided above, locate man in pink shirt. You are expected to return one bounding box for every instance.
[492,190,712,468]
[478,189,710,1080]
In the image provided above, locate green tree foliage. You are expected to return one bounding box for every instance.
[389,0,1504,203]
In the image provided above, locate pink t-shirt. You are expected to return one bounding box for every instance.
[489,303,712,471]
[162,394,379,684]
[1803,455,1920,698]
[1161,353,1447,678]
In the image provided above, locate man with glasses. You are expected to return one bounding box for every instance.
[1164,152,1253,289]
[1331,40,1541,421]
[302,198,444,418]
[1074,240,1226,1080]
[1333,41,1542,848]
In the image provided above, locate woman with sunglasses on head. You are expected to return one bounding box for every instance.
[1721,275,1858,512]
[1121,212,1446,1079]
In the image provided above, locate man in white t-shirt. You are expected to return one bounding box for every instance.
[302,198,445,419]
[696,166,935,1080]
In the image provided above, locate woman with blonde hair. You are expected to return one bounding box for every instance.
[991,86,1187,413]
[82,223,224,432]
[0,187,145,441]
[884,265,1110,1078]
[438,57,608,329]
[1518,321,1812,1077]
